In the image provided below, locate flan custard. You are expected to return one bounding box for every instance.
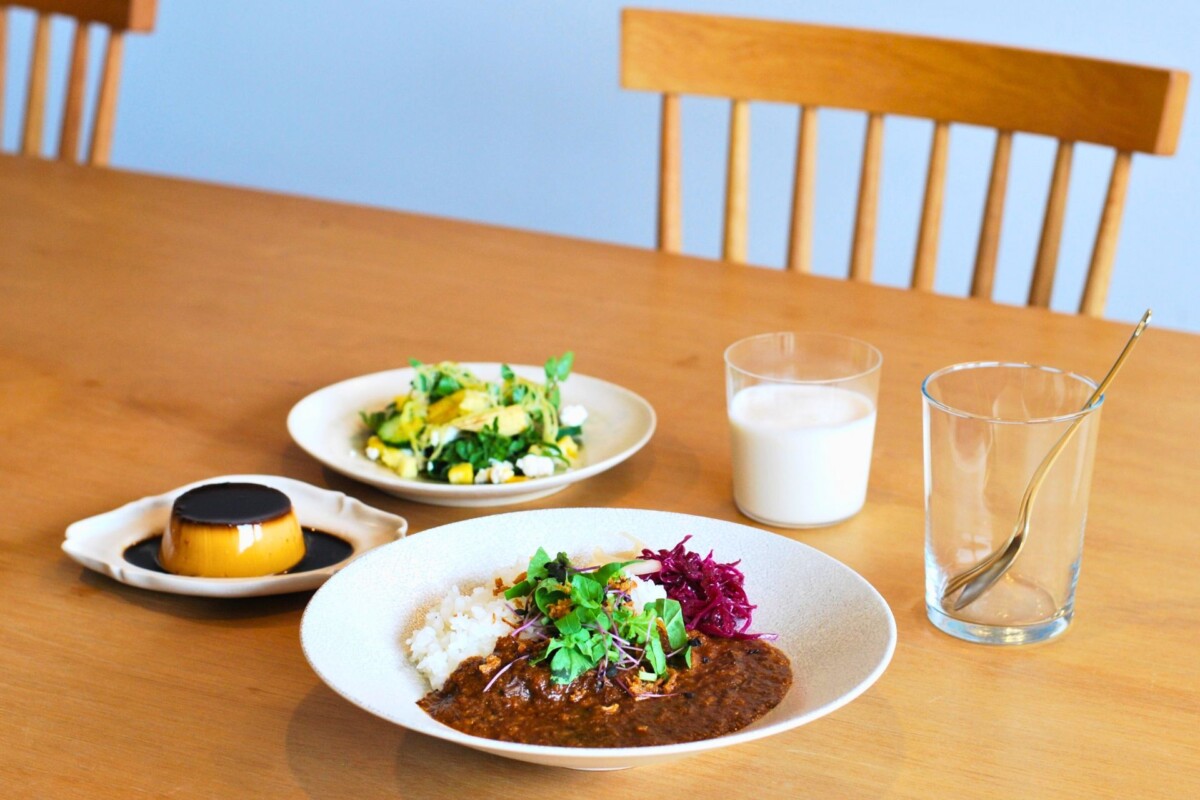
[160,483,306,577]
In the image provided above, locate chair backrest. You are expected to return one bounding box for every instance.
[1,0,157,166]
[620,9,1189,317]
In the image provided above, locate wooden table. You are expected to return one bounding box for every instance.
[2,155,1197,798]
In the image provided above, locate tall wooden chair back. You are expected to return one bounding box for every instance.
[621,10,1188,317]
[0,0,157,166]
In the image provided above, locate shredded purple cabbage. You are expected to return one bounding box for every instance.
[638,535,766,640]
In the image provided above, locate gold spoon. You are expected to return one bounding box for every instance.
[943,309,1152,612]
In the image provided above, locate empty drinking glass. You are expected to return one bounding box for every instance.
[923,362,1103,645]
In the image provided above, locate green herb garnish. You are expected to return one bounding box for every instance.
[504,548,691,687]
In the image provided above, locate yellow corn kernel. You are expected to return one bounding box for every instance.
[368,436,419,477]
[384,451,419,478]
[557,435,580,462]
[448,462,474,485]
[504,475,529,483]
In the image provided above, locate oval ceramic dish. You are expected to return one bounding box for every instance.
[300,508,896,770]
[63,474,407,598]
[286,364,656,507]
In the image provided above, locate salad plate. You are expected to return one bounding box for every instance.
[287,364,656,507]
[300,508,896,770]
[63,474,407,598]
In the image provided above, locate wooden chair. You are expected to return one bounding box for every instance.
[621,10,1188,317]
[0,0,157,166]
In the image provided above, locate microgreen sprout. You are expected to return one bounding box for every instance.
[503,548,692,687]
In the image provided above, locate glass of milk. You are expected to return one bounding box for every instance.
[725,332,882,528]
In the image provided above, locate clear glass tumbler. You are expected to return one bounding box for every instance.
[725,332,882,528]
[922,362,1103,645]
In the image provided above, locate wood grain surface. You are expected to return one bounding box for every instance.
[621,10,1188,154]
[9,0,157,31]
[1,155,1198,798]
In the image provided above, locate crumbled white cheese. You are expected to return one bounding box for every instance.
[515,453,555,478]
[429,425,459,448]
[560,404,588,427]
[474,460,515,484]
[365,446,380,461]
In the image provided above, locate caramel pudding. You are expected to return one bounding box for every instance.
[160,483,306,577]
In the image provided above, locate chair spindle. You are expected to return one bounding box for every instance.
[786,105,817,272]
[657,92,682,253]
[912,120,950,290]
[20,12,51,157]
[1030,140,1075,307]
[1080,150,1133,317]
[58,20,90,162]
[88,30,126,166]
[1,8,8,135]
[722,98,750,263]
[850,112,884,281]
[972,130,1014,300]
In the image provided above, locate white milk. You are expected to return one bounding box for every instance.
[729,383,877,527]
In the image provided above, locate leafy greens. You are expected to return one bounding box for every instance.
[504,548,692,687]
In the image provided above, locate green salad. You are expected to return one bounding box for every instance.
[360,353,584,484]
[503,548,692,687]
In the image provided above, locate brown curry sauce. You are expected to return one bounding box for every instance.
[418,633,792,747]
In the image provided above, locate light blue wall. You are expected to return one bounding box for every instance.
[5,1,1197,331]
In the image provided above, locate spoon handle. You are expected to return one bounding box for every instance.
[1080,309,1152,409]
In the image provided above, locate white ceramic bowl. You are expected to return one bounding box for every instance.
[300,508,895,770]
[287,364,656,507]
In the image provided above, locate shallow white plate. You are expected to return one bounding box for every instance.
[300,508,896,770]
[287,364,655,508]
[63,474,407,598]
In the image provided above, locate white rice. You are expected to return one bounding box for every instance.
[406,561,668,691]
[406,583,516,691]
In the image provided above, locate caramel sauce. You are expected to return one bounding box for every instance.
[124,528,352,576]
